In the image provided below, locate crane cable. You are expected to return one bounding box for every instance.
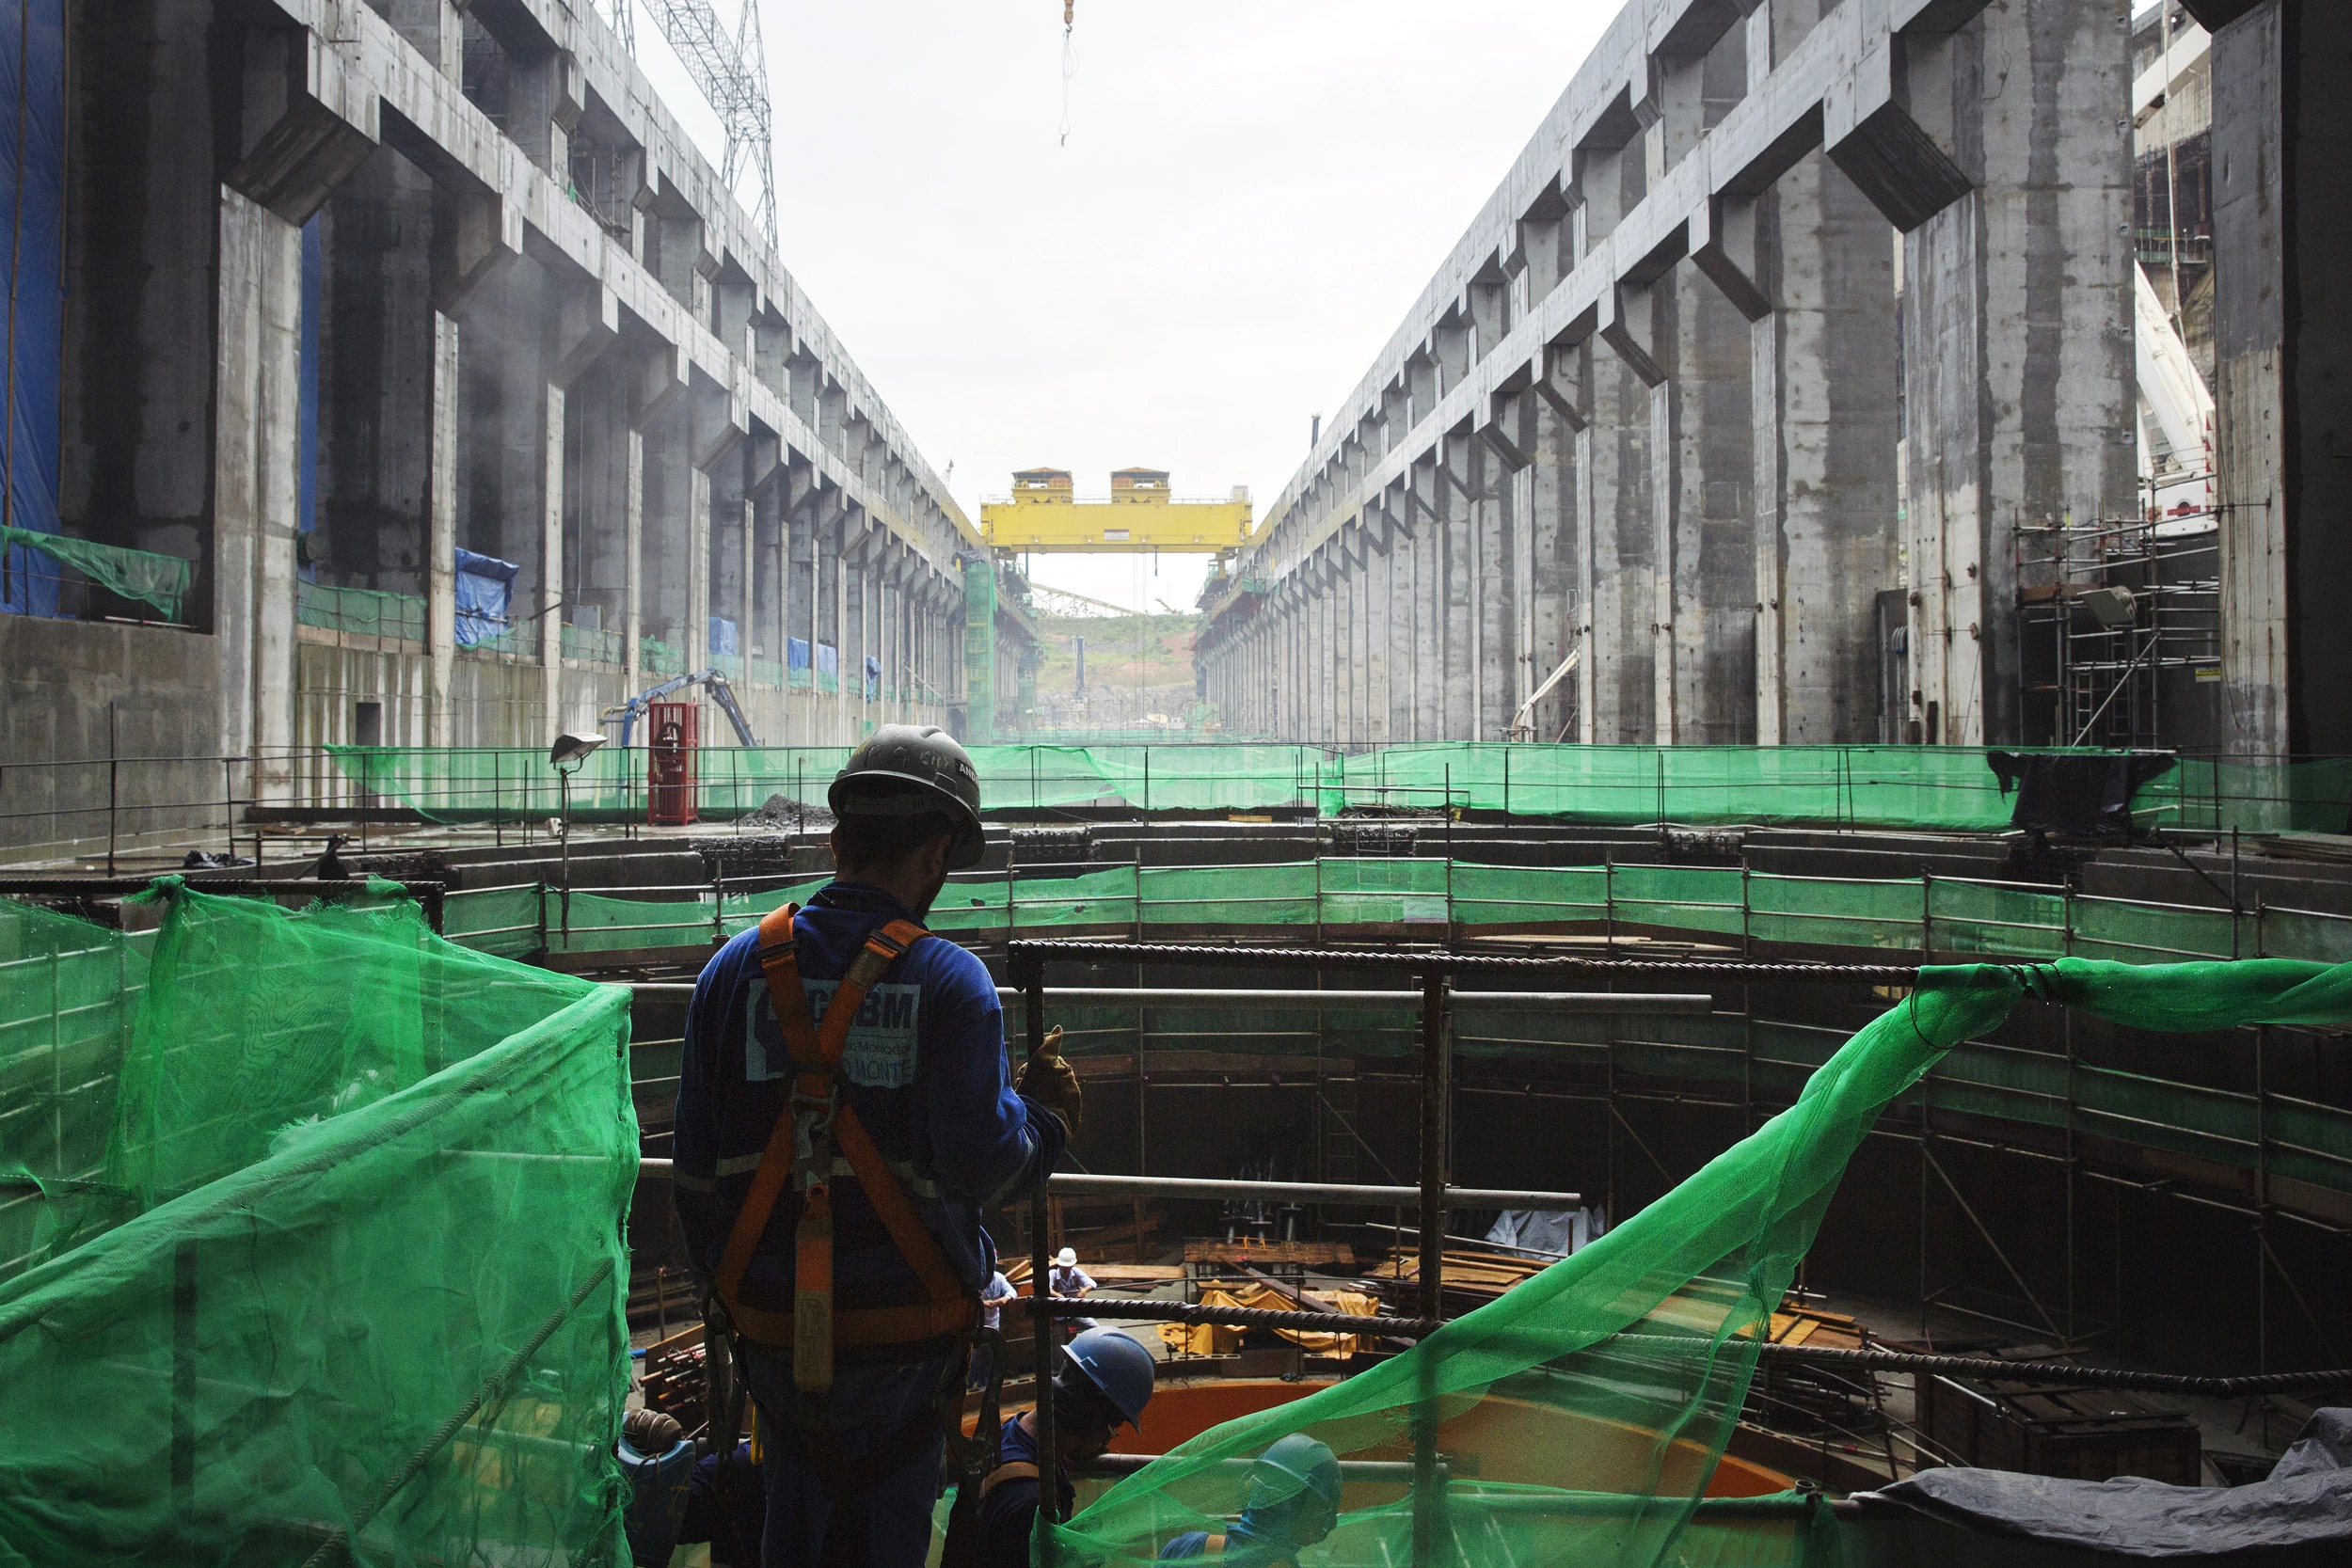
[1059,1,1077,146]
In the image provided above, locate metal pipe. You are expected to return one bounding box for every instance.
[1022,959,1058,1536]
[1418,972,1447,1321]
[1041,1173,1580,1211]
[1007,938,1918,985]
[991,987,1714,1012]
[629,983,1713,1013]
[1034,1299,2352,1396]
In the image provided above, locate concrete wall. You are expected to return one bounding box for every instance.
[2204,0,2352,756]
[9,0,972,847]
[1198,0,2140,751]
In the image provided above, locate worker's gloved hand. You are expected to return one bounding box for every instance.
[1017,1025,1083,1134]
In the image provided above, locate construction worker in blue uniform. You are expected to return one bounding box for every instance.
[675,725,1085,1568]
[964,1328,1158,1568]
[1158,1435,1342,1568]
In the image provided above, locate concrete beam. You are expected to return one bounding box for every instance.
[230,27,380,226]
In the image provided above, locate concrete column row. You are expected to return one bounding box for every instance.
[198,1,969,793]
[1192,0,2134,752]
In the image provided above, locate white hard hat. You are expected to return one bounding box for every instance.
[1056,1247,1077,1267]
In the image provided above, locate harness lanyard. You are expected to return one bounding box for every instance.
[711,904,976,1395]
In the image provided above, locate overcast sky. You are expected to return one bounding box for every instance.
[628,1,1611,610]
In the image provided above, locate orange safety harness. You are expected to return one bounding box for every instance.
[712,904,978,1393]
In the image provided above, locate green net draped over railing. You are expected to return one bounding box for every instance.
[317,743,2352,833]
[296,580,428,643]
[0,882,635,1566]
[0,900,151,1283]
[562,622,625,666]
[503,858,2352,1198]
[1046,958,2352,1568]
[1,525,195,623]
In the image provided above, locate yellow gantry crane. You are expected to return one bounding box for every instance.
[979,467,1253,556]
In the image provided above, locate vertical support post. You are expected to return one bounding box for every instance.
[1417,972,1448,1320]
[1021,957,1058,1534]
[1413,965,1449,1568]
[105,705,118,877]
[171,1240,198,1546]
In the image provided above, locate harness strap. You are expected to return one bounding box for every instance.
[713,904,978,1380]
[977,1461,1040,1500]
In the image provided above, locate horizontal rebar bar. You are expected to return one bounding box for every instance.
[1007,939,1919,985]
[1047,1173,1581,1209]
[1047,1298,2352,1394]
[999,987,1715,1012]
[623,981,1716,1012]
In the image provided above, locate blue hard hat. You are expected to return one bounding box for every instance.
[1061,1328,1156,1426]
[1245,1433,1343,1515]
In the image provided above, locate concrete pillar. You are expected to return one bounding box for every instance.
[1474,448,1509,742]
[1899,0,2134,746]
[687,466,711,677]
[1439,450,1474,738]
[390,0,465,83]
[1528,404,1576,742]
[1364,521,1391,744]
[2206,0,2352,754]
[1702,1,1901,747]
[624,426,644,693]
[426,310,459,748]
[832,517,850,740]
[212,189,303,788]
[541,381,565,729]
[1578,141,1657,746]
[1411,476,1442,740]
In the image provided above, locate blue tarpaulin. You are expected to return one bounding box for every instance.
[0,0,65,618]
[708,616,737,657]
[453,548,517,647]
[816,642,837,678]
[864,655,881,701]
[787,637,810,672]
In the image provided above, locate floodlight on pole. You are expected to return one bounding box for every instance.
[550,734,607,897]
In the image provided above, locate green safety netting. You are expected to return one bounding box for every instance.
[318,743,2352,834]
[1047,958,2352,1568]
[0,899,151,1284]
[499,858,2352,1198]
[1,525,194,623]
[562,622,626,666]
[296,580,429,643]
[0,882,636,1566]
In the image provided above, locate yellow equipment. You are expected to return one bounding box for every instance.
[980,467,1253,555]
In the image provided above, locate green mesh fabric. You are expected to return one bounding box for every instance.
[1046,958,2352,1568]
[320,743,2352,832]
[296,580,428,643]
[561,623,625,666]
[641,638,684,676]
[0,526,195,623]
[0,883,635,1566]
[0,900,149,1283]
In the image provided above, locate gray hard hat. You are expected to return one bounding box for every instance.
[829,724,986,869]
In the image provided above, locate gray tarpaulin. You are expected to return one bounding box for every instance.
[1858,1408,2352,1558]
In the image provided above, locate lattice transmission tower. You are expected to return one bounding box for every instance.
[598,0,778,250]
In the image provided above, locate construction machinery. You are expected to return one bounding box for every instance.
[600,669,760,749]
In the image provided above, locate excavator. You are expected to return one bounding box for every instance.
[600,668,760,748]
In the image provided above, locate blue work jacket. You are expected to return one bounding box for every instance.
[673,881,1063,1311]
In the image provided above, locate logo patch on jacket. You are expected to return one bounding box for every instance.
[744,977,921,1088]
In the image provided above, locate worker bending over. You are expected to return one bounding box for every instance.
[967,1328,1157,1568]
[674,725,1085,1568]
[1158,1435,1343,1568]
[1049,1245,1099,1340]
